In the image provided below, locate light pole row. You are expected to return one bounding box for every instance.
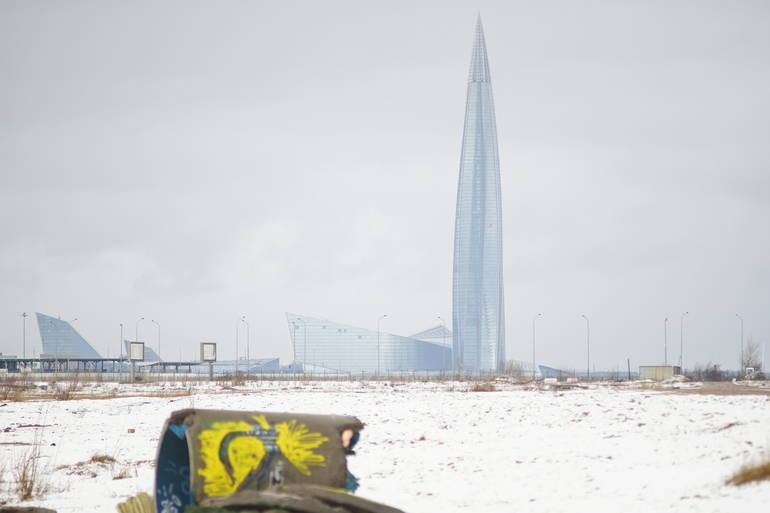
[17,312,749,377]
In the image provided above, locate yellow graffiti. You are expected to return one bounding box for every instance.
[274,419,329,476]
[197,415,329,497]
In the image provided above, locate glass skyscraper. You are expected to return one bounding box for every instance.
[452,16,505,372]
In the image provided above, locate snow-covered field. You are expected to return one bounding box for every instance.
[1,381,769,512]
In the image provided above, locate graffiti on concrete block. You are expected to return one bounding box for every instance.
[197,414,329,497]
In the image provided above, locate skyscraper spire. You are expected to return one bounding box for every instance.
[468,14,491,83]
[452,16,505,372]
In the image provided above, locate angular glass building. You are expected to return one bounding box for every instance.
[452,16,506,372]
[36,312,102,359]
[286,313,450,373]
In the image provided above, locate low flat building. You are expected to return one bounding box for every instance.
[639,365,682,381]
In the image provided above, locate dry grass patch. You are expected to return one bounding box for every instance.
[727,453,770,486]
[0,377,34,402]
[469,382,496,392]
[51,380,80,401]
[12,435,50,500]
[0,463,7,506]
[112,465,135,480]
[89,453,116,464]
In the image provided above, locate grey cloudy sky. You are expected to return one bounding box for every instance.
[1,0,768,370]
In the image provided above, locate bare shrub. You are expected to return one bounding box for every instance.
[112,464,135,480]
[727,452,770,486]
[0,383,26,402]
[232,371,246,386]
[502,360,525,380]
[469,382,496,392]
[12,430,50,501]
[740,337,763,375]
[52,378,80,401]
[689,362,727,382]
[89,454,116,464]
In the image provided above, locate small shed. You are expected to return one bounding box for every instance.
[639,365,682,381]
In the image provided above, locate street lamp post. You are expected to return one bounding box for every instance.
[679,311,689,371]
[663,317,669,366]
[532,313,542,381]
[437,316,447,373]
[581,314,590,380]
[119,323,124,359]
[151,320,161,361]
[294,317,307,374]
[241,316,249,378]
[21,312,27,360]
[377,314,388,377]
[133,317,144,380]
[736,313,744,373]
[49,320,58,373]
[241,316,250,363]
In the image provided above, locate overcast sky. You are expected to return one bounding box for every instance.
[1,0,768,371]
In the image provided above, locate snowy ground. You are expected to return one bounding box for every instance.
[1,381,769,512]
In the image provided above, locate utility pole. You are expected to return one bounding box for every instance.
[437,316,447,373]
[241,316,249,378]
[377,314,388,376]
[151,319,161,362]
[532,313,542,381]
[295,317,307,374]
[21,312,27,359]
[581,314,590,380]
[735,313,744,373]
[241,316,250,363]
[679,311,688,371]
[663,317,668,366]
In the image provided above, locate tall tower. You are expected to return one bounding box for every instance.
[452,15,505,372]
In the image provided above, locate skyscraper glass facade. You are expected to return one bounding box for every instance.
[452,17,506,372]
[286,314,450,373]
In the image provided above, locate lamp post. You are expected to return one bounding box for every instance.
[151,319,161,362]
[119,323,124,360]
[21,312,27,360]
[294,317,307,373]
[377,314,388,376]
[663,317,668,366]
[241,316,249,377]
[679,311,688,371]
[437,315,447,373]
[49,320,58,373]
[581,314,590,380]
[532,313,542,381]
[133,317,144,379]
[736,313,744,373]
[291,322,298,370]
